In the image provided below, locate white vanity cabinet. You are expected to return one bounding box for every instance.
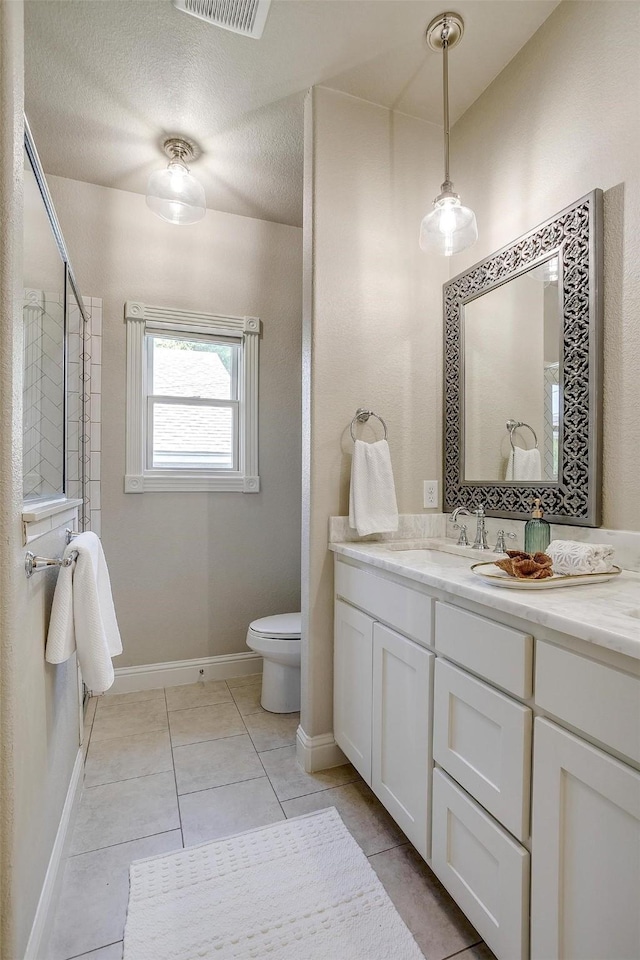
[333,566,433,858]
[531,718,640,960]
[334,599,374,782]
[371,622,433,857]
[332,552,640,960]
[432,768,530,960]
[431,604,533,959]
[530,641,640,960]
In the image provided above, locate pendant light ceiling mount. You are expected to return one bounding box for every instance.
[161,136,200,164]
[425,11,464,52]
[419,11,478,257]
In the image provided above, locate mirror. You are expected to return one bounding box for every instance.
[464,257,561,482]
[23,142,66,502]
[444,191,603,526]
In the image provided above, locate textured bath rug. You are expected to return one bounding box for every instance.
[123,806,424,960]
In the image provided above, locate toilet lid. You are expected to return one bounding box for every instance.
[249,612,302,638]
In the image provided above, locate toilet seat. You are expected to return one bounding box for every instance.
[249,612,301,639]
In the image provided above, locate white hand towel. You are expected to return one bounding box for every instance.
[46,532,123,695]
[505,446,542,481]
[546,539,615,575]
[349,439,399,537]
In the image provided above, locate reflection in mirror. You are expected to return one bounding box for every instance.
[23,146,66,501]
[463,256,561,483]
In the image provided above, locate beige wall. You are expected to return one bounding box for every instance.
[452,0,640,530]
[302,87,448,738]
[48,176,303,667]
[1,3,81,957]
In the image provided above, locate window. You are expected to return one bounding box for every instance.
[124,302,260,492]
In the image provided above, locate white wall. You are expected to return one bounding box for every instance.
[301,87,448,740]
[1,4,81,957]
[48,176,303,667]
[451,0,640,530]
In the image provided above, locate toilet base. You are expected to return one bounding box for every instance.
[260,659,301,713]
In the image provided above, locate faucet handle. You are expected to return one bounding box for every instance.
[452,523,469,547]
[494,530,517,553]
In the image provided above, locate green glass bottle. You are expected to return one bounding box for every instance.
[524,498,551,554]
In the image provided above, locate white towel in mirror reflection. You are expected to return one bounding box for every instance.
[505,446,542,481]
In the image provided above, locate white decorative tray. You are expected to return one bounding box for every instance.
[470,562,622,590]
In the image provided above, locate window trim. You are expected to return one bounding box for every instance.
[124,302,260,493]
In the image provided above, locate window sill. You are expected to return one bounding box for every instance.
[124,473,260,493]
[22,497,83,545]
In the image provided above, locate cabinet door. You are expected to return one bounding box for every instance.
[531,718,640,960]
[433,658,532,841]
[372,622,433,858]
[432,769,530,960]
[334,599,374,783]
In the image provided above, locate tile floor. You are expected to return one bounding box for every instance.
[48,676,495,960]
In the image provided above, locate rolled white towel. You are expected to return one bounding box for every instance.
[546,539,615,575]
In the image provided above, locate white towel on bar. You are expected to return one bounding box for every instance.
[349,439,399,537]
[546,539,616,575]
[46,532,122,695]
[505,446,542,481]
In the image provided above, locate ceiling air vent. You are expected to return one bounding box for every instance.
[172,0,272,39]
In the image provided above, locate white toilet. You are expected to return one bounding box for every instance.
[246,613,302,713]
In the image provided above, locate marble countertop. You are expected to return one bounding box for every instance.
[330,540,640,661]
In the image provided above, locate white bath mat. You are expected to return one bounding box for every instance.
[123,806,424,960]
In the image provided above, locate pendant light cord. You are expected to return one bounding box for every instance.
[442,20,451,189]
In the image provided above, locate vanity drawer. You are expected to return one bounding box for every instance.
[535,641,640,763]
[434,659,532,841]
[432,768,530,960]
[335,560,432,647]
[435,602,532,698]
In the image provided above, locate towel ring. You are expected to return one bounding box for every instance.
[350,408,388,442]
[506,419,538,452]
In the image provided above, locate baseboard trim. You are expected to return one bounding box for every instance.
[24,748,84,960]
[111,652,263,694]
[296,725,347,773]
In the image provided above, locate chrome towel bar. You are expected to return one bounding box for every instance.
[25,550,78,579]
[349,408,388,442]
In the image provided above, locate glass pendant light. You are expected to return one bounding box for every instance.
[419,13,477,256]
[146,137,206,225]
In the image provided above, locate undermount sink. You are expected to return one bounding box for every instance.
[385,537,503,563]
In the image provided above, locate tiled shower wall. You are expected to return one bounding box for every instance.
[23,288,65,500]
[67,295,102,535]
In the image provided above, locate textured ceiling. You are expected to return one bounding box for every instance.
[24,0,559,227]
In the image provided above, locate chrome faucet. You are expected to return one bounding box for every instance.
[450,504,490,549]
[471,503,489,550]
[449,507,471,546]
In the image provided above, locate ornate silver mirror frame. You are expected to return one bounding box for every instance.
[443,190,603,526]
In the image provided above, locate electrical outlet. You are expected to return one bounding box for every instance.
[423,480,439,509]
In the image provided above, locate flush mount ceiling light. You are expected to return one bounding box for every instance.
[419,12,478,257]
[146,137,206,225]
